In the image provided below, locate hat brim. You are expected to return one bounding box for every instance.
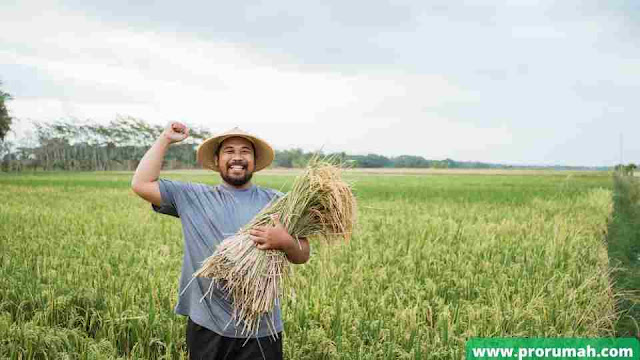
[196,133,274,172]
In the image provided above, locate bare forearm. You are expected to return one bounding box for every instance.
[283,238,310,264]
[131,137,171,186]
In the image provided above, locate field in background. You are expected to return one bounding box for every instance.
[133,167,613,177]
[0,170,618,359]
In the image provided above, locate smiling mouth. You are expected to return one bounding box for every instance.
[228,164,247,171]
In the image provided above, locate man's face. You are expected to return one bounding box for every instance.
[216,137,256,188]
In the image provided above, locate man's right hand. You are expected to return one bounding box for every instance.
[163,121,190,144]
[132,121,190,207]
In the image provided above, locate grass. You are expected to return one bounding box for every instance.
[0,170,620,359]
[607,175,640,337]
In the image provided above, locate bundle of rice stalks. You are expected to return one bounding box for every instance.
[194,158,356,337]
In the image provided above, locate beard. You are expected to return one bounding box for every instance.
[220,160,253,187]
[221,171,253,187]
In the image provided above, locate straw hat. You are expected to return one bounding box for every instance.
[196,127,275,172]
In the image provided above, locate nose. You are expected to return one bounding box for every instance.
[230,151,244,162]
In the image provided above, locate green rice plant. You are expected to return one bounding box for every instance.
[0,170,618,359]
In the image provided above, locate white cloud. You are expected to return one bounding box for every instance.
[0,2,485,158]
[509,25,567,39]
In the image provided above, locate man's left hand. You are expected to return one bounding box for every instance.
[250,215,296,251]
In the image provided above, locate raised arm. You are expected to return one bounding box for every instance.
[131,122,189,206]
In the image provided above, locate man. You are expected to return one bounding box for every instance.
[131,122,310,359]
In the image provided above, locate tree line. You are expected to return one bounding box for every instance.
[1,117,214,171]
[273,148,501,169]
[1,116,635,172]
[0,116,499,171]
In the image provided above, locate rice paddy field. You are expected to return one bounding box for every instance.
[0,169,625,359]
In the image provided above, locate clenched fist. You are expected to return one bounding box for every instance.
[162,121,190,144]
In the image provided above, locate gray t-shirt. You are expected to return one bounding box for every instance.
[151,178,284,338]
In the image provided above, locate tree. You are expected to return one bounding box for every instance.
[348,154,391,168]
[0,81,12,142]
[9,116,214,171]
[393,155,431,168]
[614,163,636,176]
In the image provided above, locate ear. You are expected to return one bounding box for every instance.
[212,148,219,168]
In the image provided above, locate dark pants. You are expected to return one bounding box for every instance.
[186,317,283,360]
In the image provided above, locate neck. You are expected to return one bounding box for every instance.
[221,180,253,190]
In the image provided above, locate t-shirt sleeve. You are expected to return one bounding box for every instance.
[273,190,284,200]
[151,178,189,218]
[268,189,285,205]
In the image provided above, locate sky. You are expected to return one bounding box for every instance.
[1,0,639,166]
